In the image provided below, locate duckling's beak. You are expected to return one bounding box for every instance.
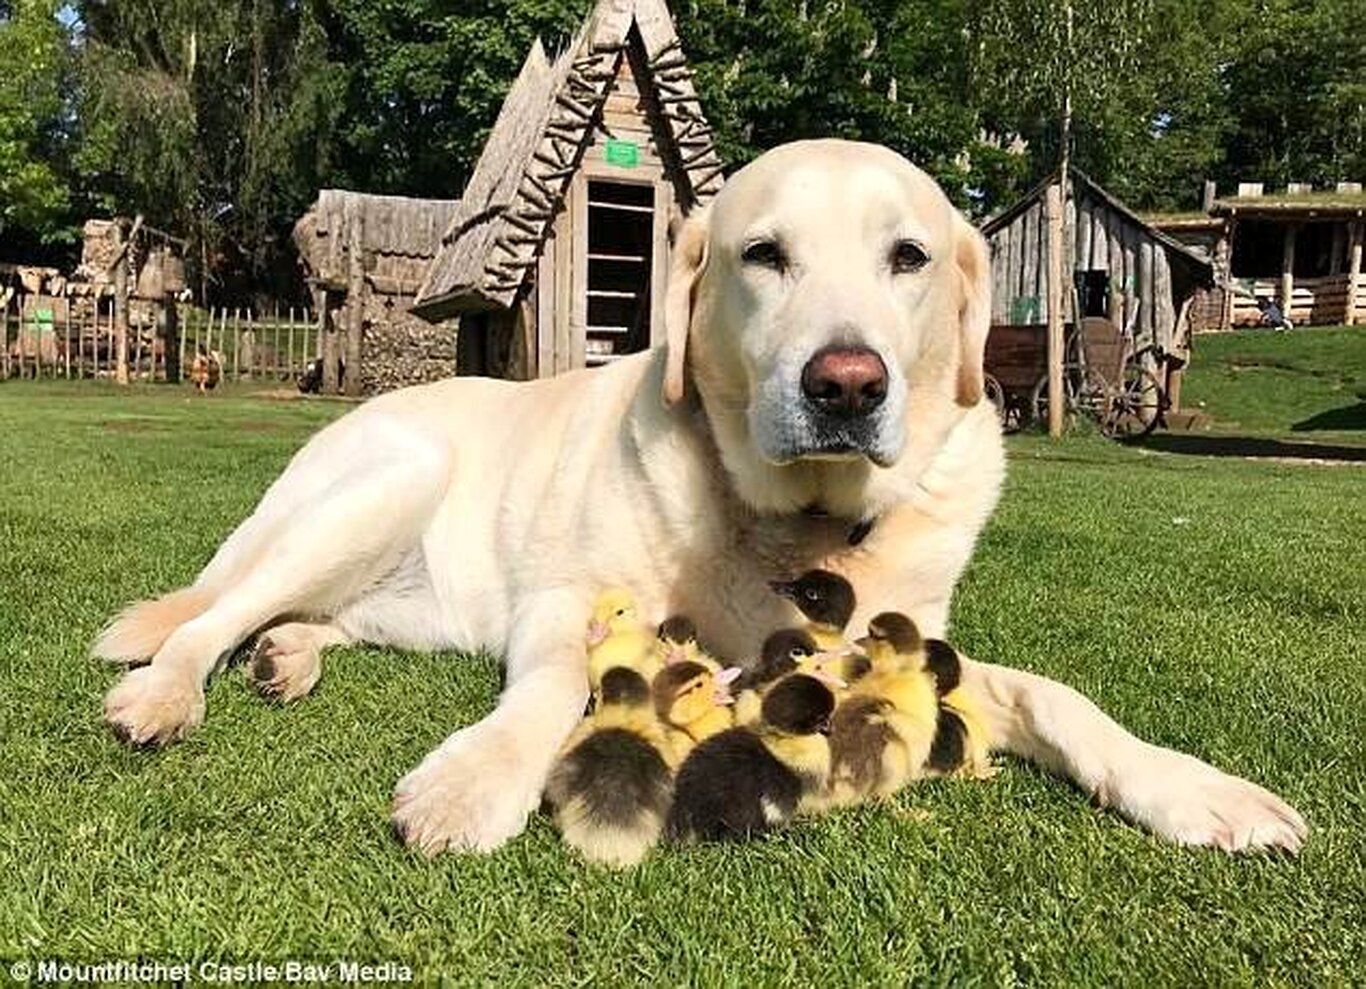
[713,666,742,704]
[768,579,797,600]
[853,636,874,652]
[815,714,832,736]
[586,620,609,647]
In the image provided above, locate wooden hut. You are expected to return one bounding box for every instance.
[413,0,724,379]
[1205,185,1363,329]
[982,168,1214,410]
[293,190,461,395]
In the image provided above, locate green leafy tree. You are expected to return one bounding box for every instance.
[1220,0,1366,187]
[0,0,75,248]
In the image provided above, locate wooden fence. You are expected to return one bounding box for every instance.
[0,303,320,384]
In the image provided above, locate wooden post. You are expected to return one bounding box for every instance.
[1345,220,1362,327]
[1,288,11,380]
[1280,224,1297,317]
[287,307,296,379]
[113,221,130,384]
[133,311,144,379]
[93,297,102,377]
[320,289,338,394]
[232,309,242,381]
[1045,183,1066,438]
[167,298,182,383]
[344,204,365,397]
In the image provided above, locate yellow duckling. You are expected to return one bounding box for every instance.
[586,587,658,691]
[666,672,836,841]
[829,612,939,803]
[922,639,996,780]
[544,667,678,868]
[768,569,857,651]
[653,659,742,747]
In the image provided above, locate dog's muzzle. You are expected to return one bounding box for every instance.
[750,345,906,466]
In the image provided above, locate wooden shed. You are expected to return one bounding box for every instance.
[1207,186,1364,329]
[293,190,461,395]
[983,168,1214,359]
[412,0,724,379]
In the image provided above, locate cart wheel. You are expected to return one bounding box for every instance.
[983,373,1007,426]
[1029,365,1083,431]
[1101,365,1164,439]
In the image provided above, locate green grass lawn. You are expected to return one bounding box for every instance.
[1182,326,1366,444]
[1,376,1363,986]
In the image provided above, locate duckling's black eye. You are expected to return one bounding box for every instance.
[804,588,819,601]
[789,648,806,660]
[615,608,626,617]
[891,240,929,274]
[741,238,787,272]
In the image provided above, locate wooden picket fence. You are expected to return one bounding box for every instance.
[0,301,320,384]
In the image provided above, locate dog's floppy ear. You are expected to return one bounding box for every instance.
[663,205,712,406]
[951,212,992,407]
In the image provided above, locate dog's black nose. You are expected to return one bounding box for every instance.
[801,346,888,417]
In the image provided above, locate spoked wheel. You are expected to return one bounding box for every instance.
[1101,365,1164,439]
[1029,365,1086,432]
[983,373,1008,429]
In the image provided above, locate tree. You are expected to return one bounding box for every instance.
[674,0,987,207]
[0,0,75,250]
[1220,0,1366,187]
[73,0,349,301]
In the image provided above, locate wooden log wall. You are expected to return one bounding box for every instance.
[1226,273,1363,328]
[988,183,1182,351]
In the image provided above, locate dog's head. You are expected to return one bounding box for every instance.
[664,139,991,517]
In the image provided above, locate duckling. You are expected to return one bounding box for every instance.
[653,659,741,746]
[768,569,856,651]
[586,587,658,691]
[666,673,836,842]
[544,666,677,868]
[734,628,818,725]
[654,614,724,673]
[921,638,995,779]
[734,628,869,725]
[737,628,820,692]
[828,612,939,803]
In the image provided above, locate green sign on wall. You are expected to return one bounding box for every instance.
[604,139,640,168]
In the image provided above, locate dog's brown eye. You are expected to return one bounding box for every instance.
[741,239,786,271]
[891,240,929,274]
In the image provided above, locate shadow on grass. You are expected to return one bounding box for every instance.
[1140,433,1366,462]
[1291,402,1366,433]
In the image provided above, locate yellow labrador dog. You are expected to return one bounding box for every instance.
[98,140,1304,855]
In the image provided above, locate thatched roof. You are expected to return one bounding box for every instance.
[294,189,461,293]
[983,167,1214,286]
[414,0,723,320]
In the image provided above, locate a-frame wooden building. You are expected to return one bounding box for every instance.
[412,0,723,380]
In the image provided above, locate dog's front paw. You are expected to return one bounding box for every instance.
[390,725,541,855]
[1109,747,1306,853]
[104,665,205,746]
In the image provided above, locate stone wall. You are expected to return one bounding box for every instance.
[356,291,457,395]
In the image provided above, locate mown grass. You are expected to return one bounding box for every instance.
[0,377,1363,986]
[1182,326,1366,442]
